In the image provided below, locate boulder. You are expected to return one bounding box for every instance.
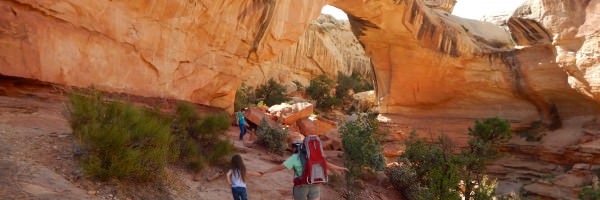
[297,118,318,136]
[319,130,342,151]
[268,102,313,125]
[314,116,337,135]
[352,90,376,112]
[244,107,276,127]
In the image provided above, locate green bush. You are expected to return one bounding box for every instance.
[579,186,600,200]
[340,113,385,199]
[292,80,304,92]
[335,71,373,100]
[256,118,288,155]
[516,120,545,142]
[255,78,289,106]
[389,117,512,200]
[68,92,173,181]
[340,113,385,172]
[234,82,256,111]
[385,161,423,200]
[306,75,342,111]
[172,103,234,172]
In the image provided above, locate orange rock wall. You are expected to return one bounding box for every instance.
[333,0,600,125]
[244,14,372,90]
[0,0,327,112]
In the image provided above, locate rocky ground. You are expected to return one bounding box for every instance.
[378,114,600,199]
[0,77,401,200]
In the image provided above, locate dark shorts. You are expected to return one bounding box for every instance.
[293,184,320,200]
[232,187,247,200]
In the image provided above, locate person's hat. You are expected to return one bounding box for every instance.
[291,140,302,147]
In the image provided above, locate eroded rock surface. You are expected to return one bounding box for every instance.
[245,14,372,91]
[0,0,327,112]
[333,0,600,132]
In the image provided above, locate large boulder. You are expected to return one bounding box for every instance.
[352,90,376,112]
[297,118,318,136]
[268,102,313,125]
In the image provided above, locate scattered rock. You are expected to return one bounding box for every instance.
[297,118,318,136]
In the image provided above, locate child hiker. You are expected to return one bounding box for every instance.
[227,154,262,200]
[236,109,247,141]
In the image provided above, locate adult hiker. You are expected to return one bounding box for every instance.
[262,139,349,200]
[236,109,247,141]
[227,154,262,200]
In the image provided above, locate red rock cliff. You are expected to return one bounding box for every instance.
[0,0,327,112]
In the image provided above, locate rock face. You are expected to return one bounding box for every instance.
[332,0,600,128]
[0,0,327,112]
[513,0,600,105]
[244,14,372,91]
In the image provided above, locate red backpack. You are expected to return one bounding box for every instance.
[293,135,328,186]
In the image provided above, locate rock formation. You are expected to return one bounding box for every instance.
[0,0,328,112]
[332,0,600,128]
[244,14,372,91]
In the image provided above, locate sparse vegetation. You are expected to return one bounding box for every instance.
[171,103,234,172]
[234,82,256,111]
[387,117,512,200]
[516,120,545,142]
[306,75,342,111]
[68,91,235,181]
[579,186,600,200]
[68,92,173,181]
[255,78,289,106]
[256,118,288,155]
[340,113,385,199]
[335,71,373,100]
[292,80,304,92]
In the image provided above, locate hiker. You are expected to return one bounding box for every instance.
[227,154,262,200]
[236,109,247,141]
[262,138,348,200]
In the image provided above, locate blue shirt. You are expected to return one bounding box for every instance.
[236,112,245,125]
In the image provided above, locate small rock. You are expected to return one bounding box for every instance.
[572,163,591,170]
[58,134,69,138]
[87,190,97,195]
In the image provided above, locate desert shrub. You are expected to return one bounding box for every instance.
[256,118,288,155]
[306,75,342,111]
[234,82,256,111]
[68,92,173,181]
[579,186,600,200]
[385,161,424,200]
[255,78,289,106]
[171,103,234,172]
[516,120,545,142]
[388,117,512,200]
[341,113,385,172]
[340,113,385,199]
[292,80,304,92]
[335,71,373,100]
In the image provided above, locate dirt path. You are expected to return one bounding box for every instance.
[0,77,401,200]
[166,127,347,200]
[0,87,98,199]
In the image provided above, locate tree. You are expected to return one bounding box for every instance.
[255,78,289,106]
[340,113,385,199]
[306,75,341,111]
[389,117,512,200]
